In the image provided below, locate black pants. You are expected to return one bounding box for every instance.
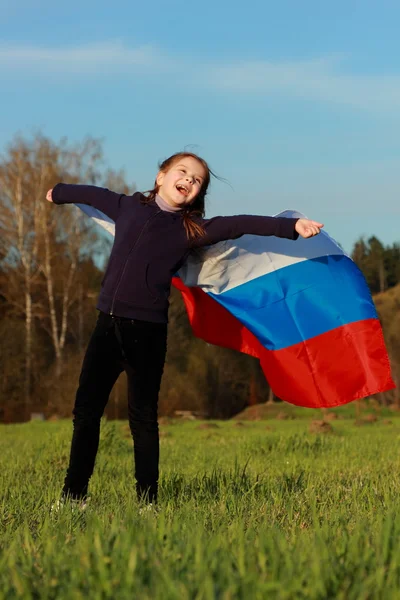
[62,311,167,503]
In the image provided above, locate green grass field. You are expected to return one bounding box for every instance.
[1,408,400,599]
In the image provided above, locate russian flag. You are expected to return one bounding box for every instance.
[76,204,395,409]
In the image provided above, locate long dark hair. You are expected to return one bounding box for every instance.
[143,152,216,240]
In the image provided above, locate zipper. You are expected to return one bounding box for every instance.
[110,210,161,315]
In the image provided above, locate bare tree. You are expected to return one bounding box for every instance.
[0,138,44,412]
[0,133,126,415]
[35,137,109,377]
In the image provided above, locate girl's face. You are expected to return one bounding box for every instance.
[156,157,207,209]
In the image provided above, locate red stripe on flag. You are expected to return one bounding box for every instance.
[172,277,261,357]
[172,277,395,408]
[262,320,395,408]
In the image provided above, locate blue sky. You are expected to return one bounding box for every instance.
[1,0,400,253]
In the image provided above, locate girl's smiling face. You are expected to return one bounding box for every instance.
[156,156,206,209]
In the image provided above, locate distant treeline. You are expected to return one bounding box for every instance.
[0,133,398,423]
[352,237,400,294]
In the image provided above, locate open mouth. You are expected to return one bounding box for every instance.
[176,184,190,196]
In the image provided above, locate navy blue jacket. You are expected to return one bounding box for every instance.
[52,184,299,323]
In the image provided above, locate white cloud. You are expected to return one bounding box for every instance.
[0,41,169,73]
[1,41,400,113]
[207,57,400,113]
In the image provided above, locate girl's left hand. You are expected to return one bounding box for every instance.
[295,219,324,239]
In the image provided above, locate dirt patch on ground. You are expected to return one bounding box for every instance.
[309,420,333,434]
[323,412,339,421]
[47,414,60,421]
[233,403,297,421]
[197,423,221,430]
[120,424,131,438]
[159,430,172,438]
[276,411,293,420]
[355,414,378,426]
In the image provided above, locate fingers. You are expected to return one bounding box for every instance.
[304,227,320,238]
[309,221,324,228]
[46,189,53,202]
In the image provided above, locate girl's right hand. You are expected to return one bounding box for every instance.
[46,189,53,202]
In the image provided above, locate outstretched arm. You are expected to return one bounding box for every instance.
[192,214,323,248]
[46,184,125,222]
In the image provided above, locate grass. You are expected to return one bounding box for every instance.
[1,408,400,599]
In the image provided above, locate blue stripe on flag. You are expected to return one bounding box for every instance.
[208,255,377,350]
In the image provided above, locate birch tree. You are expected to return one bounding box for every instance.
[0,133,131,414]
[0,139,43,412]
[35,137,108,377]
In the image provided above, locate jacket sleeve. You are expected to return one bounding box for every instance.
[192,214,299,248]
[52,183,125,222]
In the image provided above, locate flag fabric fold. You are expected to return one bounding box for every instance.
[76,203,395,408]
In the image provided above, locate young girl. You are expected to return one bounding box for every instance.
[47,152,323,509]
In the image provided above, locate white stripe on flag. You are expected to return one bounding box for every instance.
[75,203,115,236]
[179,210,345,294]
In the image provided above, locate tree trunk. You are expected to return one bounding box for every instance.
[379,260,386,293]
[267,386,274,404]
[78,284,84,354]
[24,285,32,417]
[16,173,33,420]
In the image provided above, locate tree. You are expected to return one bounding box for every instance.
[385,243,400,289]
[0,132,133,418]
[352,236,396,294]
[0,137,43,412]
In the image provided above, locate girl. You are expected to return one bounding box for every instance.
[47,152,323,509]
